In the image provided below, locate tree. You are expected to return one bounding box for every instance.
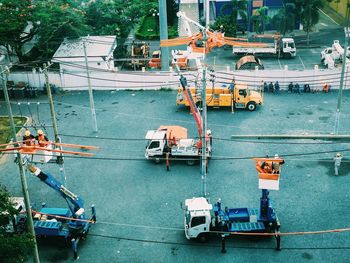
[32,0,91,60]
[271,3,296,35]
[212,15,238,37]
[0,0,38,62]
[251,6,269,34]
[0,185,34,263]
[221,0,248,37]
[167,0,178,26]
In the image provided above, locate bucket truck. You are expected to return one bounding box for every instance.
[183,157,285,250]
[145,75,212,165]
[11,165,96,258]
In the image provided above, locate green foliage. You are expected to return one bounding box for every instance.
[212,15,238,37]
[271,3,296,35]
[251,6,270,34]
[0,0,38,61]
[0,185,34,263]
[135,16,177,40]
[31,0,91,61]
[220,0,247,37]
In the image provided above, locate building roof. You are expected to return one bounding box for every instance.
[53,36,117,59]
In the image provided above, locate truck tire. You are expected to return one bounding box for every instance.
[246,102,256,111]
[186,159,196,166]
[197,233,208,243]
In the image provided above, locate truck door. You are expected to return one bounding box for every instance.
[235,89,247,108]
[188,216,209,238]
[146,140,162,157]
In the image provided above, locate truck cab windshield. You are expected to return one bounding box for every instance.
[191,216,206,227]
[148,141,160,149]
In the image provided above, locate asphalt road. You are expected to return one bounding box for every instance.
[0,89,350,263]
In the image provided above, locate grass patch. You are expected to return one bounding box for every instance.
[0,117,27,148]
[321,5,346,26]
[135,16,178,40]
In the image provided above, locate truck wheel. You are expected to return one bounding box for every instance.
[186,159,196,166]
[197,233,208,243]
[246,102,256,111]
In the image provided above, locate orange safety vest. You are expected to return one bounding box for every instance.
[23,135,35,146]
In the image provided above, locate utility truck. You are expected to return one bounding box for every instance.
[183,157,285,250]
[232,34,296,58]
[145,75,212,165]
[321,40,350,68]
[8,165,96,259]
[177,83,263,112]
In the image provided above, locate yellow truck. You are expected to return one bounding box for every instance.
[176,83,263,111]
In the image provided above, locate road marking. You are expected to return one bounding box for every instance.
[318,8,340,26]
[299,55,306,70]
[320,22,328,27]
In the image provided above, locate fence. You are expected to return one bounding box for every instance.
[5,67,350,91]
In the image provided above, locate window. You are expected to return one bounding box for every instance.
[148,141,160,149]
[191,216,206,227]
[238,89,247,97]
[97,62,101,66]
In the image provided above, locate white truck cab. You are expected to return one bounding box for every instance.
[281,38,296,57]
[145,129,167,160]
[184,197,212,240]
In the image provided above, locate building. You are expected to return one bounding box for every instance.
[52,36,117,72]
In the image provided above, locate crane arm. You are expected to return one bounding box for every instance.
[27,165,84,215]
[179,75,203,147]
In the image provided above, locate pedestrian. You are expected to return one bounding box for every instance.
[229,77,235,93]
[272,154,285,174]
[323,83,330,93]
[334,153,343,176]
[274,81,280,93]
[294,83,300,94]
[303,83,311,93]
[23,130,35,146]
[36,129,49,147]
[268,82,274,93]
[288,82,294,93]
[263,82,268,92]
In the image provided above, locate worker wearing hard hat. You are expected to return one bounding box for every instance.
[272,154,285,174]
[23,130,35,146]
[334,153,343,176]
[36,129,49,147]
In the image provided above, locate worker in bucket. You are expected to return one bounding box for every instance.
[334,153,343,176]
[23,130,35,146]
[36,129,49,147]
[272,154,284,174]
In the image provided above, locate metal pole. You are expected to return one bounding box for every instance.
[42,63,59,143]
[205,0,210,28]
[83,39,98,132]
[201,67,207,197]
[159,0,169,71]
[334,27,349,134]
[1,66,40,263]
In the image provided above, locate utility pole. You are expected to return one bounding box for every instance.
[201,67,207,197]
[159,0,170,71]
[205,0,210,28]
[334,27,349,135]
[83,38,98,132]
[40,63,65,184]
[0,66,40,263]
[41,63,59,144]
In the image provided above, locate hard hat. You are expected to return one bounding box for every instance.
[336,153,341,157]
[274,154,279,158]
[37,129,44,135]
[25,130,31,136]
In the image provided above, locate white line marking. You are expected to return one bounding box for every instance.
[318,8,340,26]
[299,55,306,70]
[278,58,282,69]
[320,22,328,27]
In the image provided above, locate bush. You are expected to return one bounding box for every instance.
[135,16,178,40]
